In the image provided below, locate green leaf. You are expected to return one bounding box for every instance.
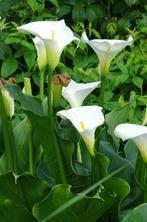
[0,198,37,222]
[48,0,59,8]
[5,84,44,116]
[33,179,129,222]
[124,0,138,6]
[23,47,36,69]
[14,117,31,172]
[117,18,131,34]
[26,0,44,12]
[1,58,18,77]
[57,5,71,18]
[0,172,49,221]
[72,6,85,22]
[86,4,106,25]
[121,203,147,222]
[5,36,34,50]
[136,95,147,104]
[26,112,61,181]
[86,6,98,26]
[13,116,41,173]
[98,140,137,185]
[105,103,130,139]
[93,152,110,182]
[26,112,91,187]
[0,42,12,60]
[0,0,12,17]
[59,139,90,192]
[133,76,143,90]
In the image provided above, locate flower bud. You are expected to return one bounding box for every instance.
[106,22,117,38]
[1,88,14,119]
[52,74,71,107]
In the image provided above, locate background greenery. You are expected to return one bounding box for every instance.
[0,0,147,117]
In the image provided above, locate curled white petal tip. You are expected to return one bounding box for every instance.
[62,80,100,107]
[32,36,47,70]
[81,32,89,43]
[114,123,147,141]
[128,36,133,43]
[114,123,147,163]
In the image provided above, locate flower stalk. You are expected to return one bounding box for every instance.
[39,69,45,99]
[144,164,147,202]
[143,106,147,126]
[24,77,34,175]
[99,76,107,106]
[47,68,67,184]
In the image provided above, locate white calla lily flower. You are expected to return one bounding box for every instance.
[62,80,100,107]
[57,106,104,156]
[18,20,78,70]
[81,32,133,77]
[33,37,47,71]
[114,123,147,163]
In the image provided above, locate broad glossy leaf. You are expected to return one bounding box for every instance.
[14,116,41,173]
[1,58,18,77]
[33,179,129,222]
[98,140,137,184]
[121,203,147,222]
[27,112,90,188]
[23,47,36,69]
[59,139,90,192]
[0,172,49,221]
[5,84,44,116]
[25,111,60,182]
[0,198,37,222]
[105,103,130,139]
[93,152,110,182]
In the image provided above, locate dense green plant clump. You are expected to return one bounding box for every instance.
[0,0,147,222]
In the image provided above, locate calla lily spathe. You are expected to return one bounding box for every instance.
[18,20,78,70]
[33,37,47,71]
[81,32,133,77]
[62,80,100,107]
[57,106,104,156]
[114,123,147,163]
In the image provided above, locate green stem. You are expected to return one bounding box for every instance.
[0,89,15,172]
[144,164,147,202]
[77,142,82,163]
[24,78,34,175]
[142,105,147,126]
[40,69,45,99]
[91,156,95,185]
[107,0,112,18]
[47,68,67,184]
[28,131,34,175]
[99,76,106,107]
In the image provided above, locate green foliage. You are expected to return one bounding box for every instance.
[33,179,129,222]
[0,0,146,221]
[0,172,49,222]
[121,203,147,222]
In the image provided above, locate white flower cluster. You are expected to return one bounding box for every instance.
[17,19,147,163]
